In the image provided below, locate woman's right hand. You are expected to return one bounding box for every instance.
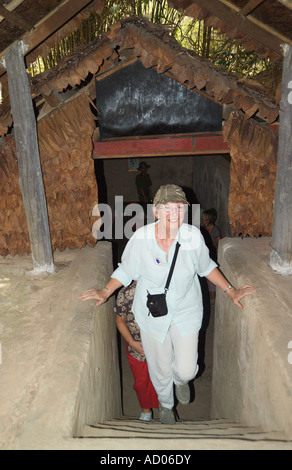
[78,288,110,306]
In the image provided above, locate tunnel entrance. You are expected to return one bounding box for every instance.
[90,56,231,425]
[92,150,231,422]
[103,199,216,423]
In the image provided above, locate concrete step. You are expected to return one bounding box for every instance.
[82,417,288,443]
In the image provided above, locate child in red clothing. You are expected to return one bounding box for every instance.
[114,281,159,421]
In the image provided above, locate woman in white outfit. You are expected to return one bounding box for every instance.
[79,184,255,424]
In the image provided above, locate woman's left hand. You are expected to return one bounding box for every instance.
[228,285,256,309]
[130,340,145,357]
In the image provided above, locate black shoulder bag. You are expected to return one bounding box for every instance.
[147,242,180,318]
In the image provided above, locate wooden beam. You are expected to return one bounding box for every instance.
[0,0,96,77]
[96,58,139,81]
[5,42,54,273]
[278,0,292,9]
[270,44,292,274]
[163,71,219,104]
[102,131,223,142]
[0,1,25,22]
[92,134,230,159]
[0,4,34,30]
[192,0,291,55]
[24,0,95,51]
[240,0,266,16]
[0,23,16,41]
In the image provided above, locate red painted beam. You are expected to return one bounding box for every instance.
[193,135,229,153]
[93,134,230,159]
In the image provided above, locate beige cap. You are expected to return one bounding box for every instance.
[153,184,190,206]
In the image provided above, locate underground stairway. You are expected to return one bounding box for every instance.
[80,292,288,446]
[77,236,290,447]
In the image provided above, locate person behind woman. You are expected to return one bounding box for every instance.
[201,208,222,303]
[201,208,221,259]
[114,281,159,422]
[135,161,152,212]
[79,184,256,425]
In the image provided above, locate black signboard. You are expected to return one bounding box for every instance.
[95,60,222,140]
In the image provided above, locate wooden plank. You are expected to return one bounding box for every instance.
[0,0,25,21]
[93,135,230,159]
[0,23,15,41]
[95,58,139,81]
[163,71,219,104]
[5,42,54,272]
[0,4,34,30]
[194,135,229,152]
[270,44,292,273]
[193,0,290,55]
[0,0,95,77]
[278,0,292,8]
[102,131,223,142]
[240,0,266,16]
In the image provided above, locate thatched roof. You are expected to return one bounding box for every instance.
[170,0,292,61]
[0,1,291,63]
[0,1,102,61]
[0,13,283,135]
[0,1,291,136]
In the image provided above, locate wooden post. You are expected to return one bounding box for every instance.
[4,42,54,273]
[270,44,292,274]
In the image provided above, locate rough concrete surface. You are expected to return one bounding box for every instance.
[0,243,214,449]
[0,243,121,450]
[0,239,291,450]
[212,237,292,439]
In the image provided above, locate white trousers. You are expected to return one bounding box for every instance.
[140,323,199,409]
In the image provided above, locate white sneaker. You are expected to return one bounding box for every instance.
[139,411,152,422]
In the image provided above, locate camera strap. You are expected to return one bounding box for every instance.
[164,242,181,293]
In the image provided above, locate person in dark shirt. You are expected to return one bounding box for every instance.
[135,161,152,212]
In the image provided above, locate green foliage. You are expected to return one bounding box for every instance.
[27,0,273,79]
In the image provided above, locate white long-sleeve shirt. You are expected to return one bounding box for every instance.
[111,222,217,343]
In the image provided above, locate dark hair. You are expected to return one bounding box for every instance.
[202,208,217,225]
